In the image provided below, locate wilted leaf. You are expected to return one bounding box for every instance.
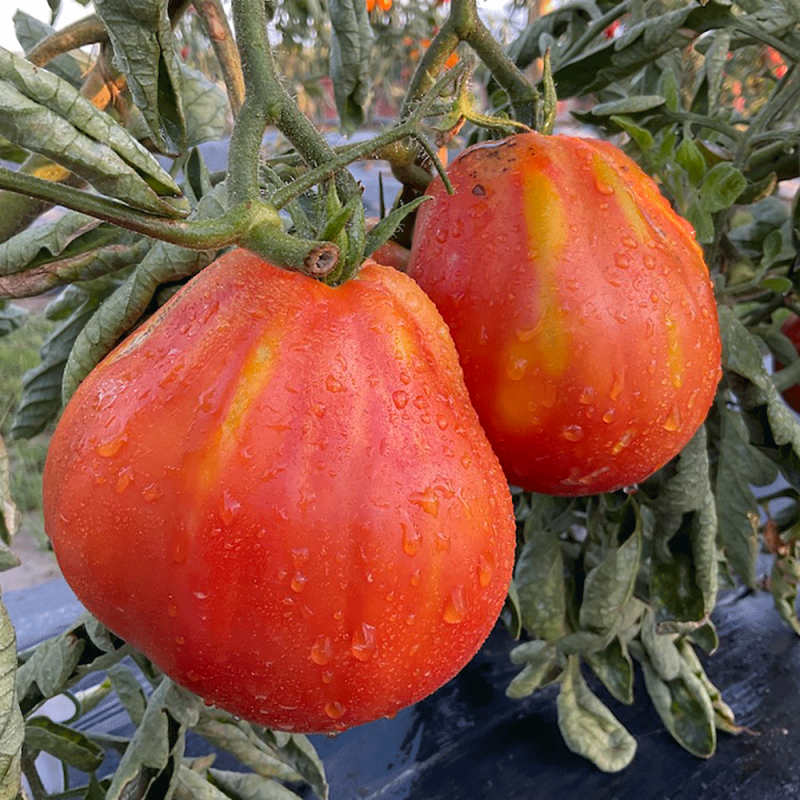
[515,523,566,641]
[556,656,637,772]
[0,302,26,337]
[329,0,372,132]
[506,641,562,699]
[641,658,716,758]
[260,731,328,800]
[640,607,681,682]
[715,404,777,587]
[703,29,731,111]
[180,64,230,149]
[24,716,105,773]
[0,436,21,560]
[107,664,148,727]
[0,599,23,800]
[579,511,642,635]
[13,10,87,87]
[16,631,85,703]
[583,636,634,705]
[770,539,800,635]
[209,770,307,800]
[93,0,186,154]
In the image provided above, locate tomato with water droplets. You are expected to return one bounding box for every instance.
[43,251,516,733]
[409,132,721,495]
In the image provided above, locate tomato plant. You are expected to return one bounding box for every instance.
[408,132,722,495]
[776,315,800,413]
[42,249,516,734]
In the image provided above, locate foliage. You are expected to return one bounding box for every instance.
[0,0,799,793]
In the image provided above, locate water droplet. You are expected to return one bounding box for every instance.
[478,552,494,588]
[506,356,528,381]
[644,254,656,270]
[663,405,682,432]
[167,600,178,618]
[171,526,189,564]
[322,671,333,684]
[402,524,422,556]
[399,372,411,385]
[413,395,427,410]
[291,572,307,592]
[410,569,421,587]
[312,402,326,418]
[621,235,638,249]
[324,700,346,720]
[614,252,632,269]
[311,635,332,665]
[435,531,451,552]
[410,487,439,517]
[435,228,449,244]
[561,425,584,442]
[610,369,625,401]
[325,375,345,392]
[405,613,416,626]
[578,386,596,405]
[610,429,635,455]
[436,415,449,431]
[443,587,467,624]
[141,483,162,503]
[351,623,377,661]
[602,408,616,424]
[460,454,472,469]
[115,466,134,494]
[220,489,241,525]
[97,435,127,458]
[392,390,409,409]
[595,179,615,196]
[515,327,536,343]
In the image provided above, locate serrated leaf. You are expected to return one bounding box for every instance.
[329,0,372,133]
[13,10,86,87]
[715,405,776,587]
[704,29,731,111]
[770,540,800,635]
[0,599,23,800]
[506,642,562,699]
[641,658,716,758]
[515,523,566,641]
[579,511,642,635]
[698,163,747,212]
[93,0,186,154]
[556,656,637,772]
[24,716,105,772]
[583,636,634,705]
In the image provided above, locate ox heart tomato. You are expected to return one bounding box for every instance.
[777,314,800,412]
[43,251,516,733]
[408,132,721,496]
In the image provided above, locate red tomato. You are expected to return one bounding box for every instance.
[43,251,516,733]
[777,314,800,411]
[408,132,721,496]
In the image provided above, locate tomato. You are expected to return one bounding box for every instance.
[408,132,721,496]
[43,251,516,733]
[777,314,800,412]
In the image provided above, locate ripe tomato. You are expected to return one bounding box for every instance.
[43,251,516,733]
[408,132,721,495]
[777,314,800,412]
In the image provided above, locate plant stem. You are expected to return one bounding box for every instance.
[195,0,246,114]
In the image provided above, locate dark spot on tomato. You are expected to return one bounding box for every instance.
[472,185,486,196]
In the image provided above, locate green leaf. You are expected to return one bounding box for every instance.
[364,196,430,260]
[583,636,635,705]
[24,717,105,773]
[676,138,707,187]
[329,0,372,133]
[0,302,26,338]
[93,0,186,154]
[650,428,718,631]
[13,10,87,87]
[610,116,655,151]
[506,642,562,699]
[16,631,85,702]
[715,405,776,587]
[208,769,308,800]
[180,64,231,149]
[641,658,716,758]
[685,202,715,244]
[770,540,800,635]
[259,732,328,800]
[515,523,566,641]
[12,280,127,439]
[590,95,666,116]
[107,664,148,727]
[704,29,731,111]
[105,679,193,800]
[579,510,642,635]
[556,656,637,773]
[659,68,680,111]
[0,599,23,800]
[0,46,184,203]
[640,607,681,681]
[698,163,747,212]
[0,435,21,562]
